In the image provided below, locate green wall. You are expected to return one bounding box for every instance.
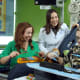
[16,0,70,41]
[64,0,70,27]
[16,0,47,40]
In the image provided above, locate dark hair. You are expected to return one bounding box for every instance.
[44,9,61,34]
[15,22,34,52]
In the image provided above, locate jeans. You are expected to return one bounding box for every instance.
[8,63,34,80]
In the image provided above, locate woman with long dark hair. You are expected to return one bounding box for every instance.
[39,9,79,64]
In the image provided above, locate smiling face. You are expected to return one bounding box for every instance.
[23,27,33,42]
[76,30,80,45]
[50,12,59,28]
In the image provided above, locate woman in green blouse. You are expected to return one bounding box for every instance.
[0,22,42,79]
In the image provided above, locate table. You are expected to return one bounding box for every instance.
[26,63,80,80]
[14,63,80,80]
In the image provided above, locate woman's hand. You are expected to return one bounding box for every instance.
[0,51,20,64]
[47,53,63,65]
[9,51,20,58]
[39,52,45,57]
[47,53,57,59]
[72,24,79,29]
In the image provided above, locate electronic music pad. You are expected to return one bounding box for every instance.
[17,56,44,64]
[40,61,64,71]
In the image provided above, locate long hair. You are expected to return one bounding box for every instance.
[44,9,61,34]
[14,22,34,52]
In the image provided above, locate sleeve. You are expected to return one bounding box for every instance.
[38,28,49,55]
[0,41,13,59]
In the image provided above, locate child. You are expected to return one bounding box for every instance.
[68,28,80,68]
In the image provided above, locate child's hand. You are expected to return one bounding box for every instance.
[57,57,63,65]
[72,24,79,29]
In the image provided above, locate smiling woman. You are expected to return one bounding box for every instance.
[14,22,34,52]
[0,22,44,79]
[38,9,70,59]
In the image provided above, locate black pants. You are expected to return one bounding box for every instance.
[8,63,34,80]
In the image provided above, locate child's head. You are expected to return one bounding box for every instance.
[76,28,80,45]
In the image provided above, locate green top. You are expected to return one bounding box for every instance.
[0,40,40,69]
